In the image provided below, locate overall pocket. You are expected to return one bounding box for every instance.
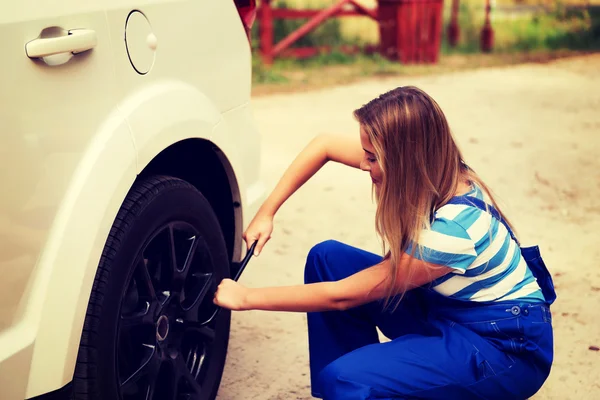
[462,314,525,354]
[521,246,557,305]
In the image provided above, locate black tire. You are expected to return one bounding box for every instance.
[73,176,231,400]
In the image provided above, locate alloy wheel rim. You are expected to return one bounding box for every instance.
[117,222,221,400]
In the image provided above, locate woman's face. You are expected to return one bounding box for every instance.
[359,127,383,186]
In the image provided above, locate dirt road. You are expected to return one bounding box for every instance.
[217,55,600,399]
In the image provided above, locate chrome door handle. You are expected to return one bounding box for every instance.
[26,29,97,58]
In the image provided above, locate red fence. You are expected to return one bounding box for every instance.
[257,0,494,65]
[258,0,378,65]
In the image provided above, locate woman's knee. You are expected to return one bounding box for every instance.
[304,240,346,284]
[318,359,368,399]
[304,241,383,285]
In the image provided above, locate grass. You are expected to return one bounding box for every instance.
[251,1,600,96]
[251,49,593,96]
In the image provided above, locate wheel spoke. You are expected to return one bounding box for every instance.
[162,357,200,400]
[120,345,161,389]
[187,345,207,382]
[168,225,178,274]
[146,378,157,400]
[169,225,201,294]
[141,227,178,305]
[180,234,199,275]
[135,258,158,302]
[179,272,216,325]
[164,364,180,400]
[120,302,154,330]
[184,322,216,342]
[121,258,160,330]
[174,352,203,395]
[185,272,214,309]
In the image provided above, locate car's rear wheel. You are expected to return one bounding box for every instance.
[73,176,231,400]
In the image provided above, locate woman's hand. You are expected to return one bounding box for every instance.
[213,279,251,311]
[243,214,273,256]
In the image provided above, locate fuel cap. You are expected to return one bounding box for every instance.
[125,11,156,74]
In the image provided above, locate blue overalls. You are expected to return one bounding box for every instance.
[305,197,556,399]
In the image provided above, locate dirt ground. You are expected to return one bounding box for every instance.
[217,54,600,400]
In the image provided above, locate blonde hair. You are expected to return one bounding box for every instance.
[353,86,515,307]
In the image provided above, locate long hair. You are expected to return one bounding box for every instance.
[353,86,515,307]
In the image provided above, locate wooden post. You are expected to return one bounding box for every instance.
[259,0,274,65]
[480,0,494,52]
[447,0,460,47]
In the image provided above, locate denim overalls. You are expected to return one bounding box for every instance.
[305,196,556,399]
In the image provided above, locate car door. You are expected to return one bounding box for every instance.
[0,2,128,398]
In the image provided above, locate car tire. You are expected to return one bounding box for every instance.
[73,175,231,400]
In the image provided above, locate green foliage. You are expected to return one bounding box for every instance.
[444,5,600,54]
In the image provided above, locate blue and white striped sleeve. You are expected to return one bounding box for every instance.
[407,217,477,274]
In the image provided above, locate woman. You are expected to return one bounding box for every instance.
[213,86,556,399]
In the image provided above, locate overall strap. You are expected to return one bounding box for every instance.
[446,196,520,246]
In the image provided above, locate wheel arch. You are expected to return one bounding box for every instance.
[138,138,243,265]
[25,82,247,398]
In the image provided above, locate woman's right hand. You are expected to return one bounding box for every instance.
[241,134,353,257]
[243,214,274,256]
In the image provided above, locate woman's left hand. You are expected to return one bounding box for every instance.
[213,279,251,311]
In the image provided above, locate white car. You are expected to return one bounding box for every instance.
[0,1,263,399]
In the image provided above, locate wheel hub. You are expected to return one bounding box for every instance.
[156,314,169,341]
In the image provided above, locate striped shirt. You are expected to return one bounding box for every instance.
[412,184,545,303]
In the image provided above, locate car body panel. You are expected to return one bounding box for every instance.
[0,4,119,334]
[0,1,264,398]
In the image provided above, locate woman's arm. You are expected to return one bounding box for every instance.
[245,134,364,254]
[214,255,453,312]
[256,134,363,218]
